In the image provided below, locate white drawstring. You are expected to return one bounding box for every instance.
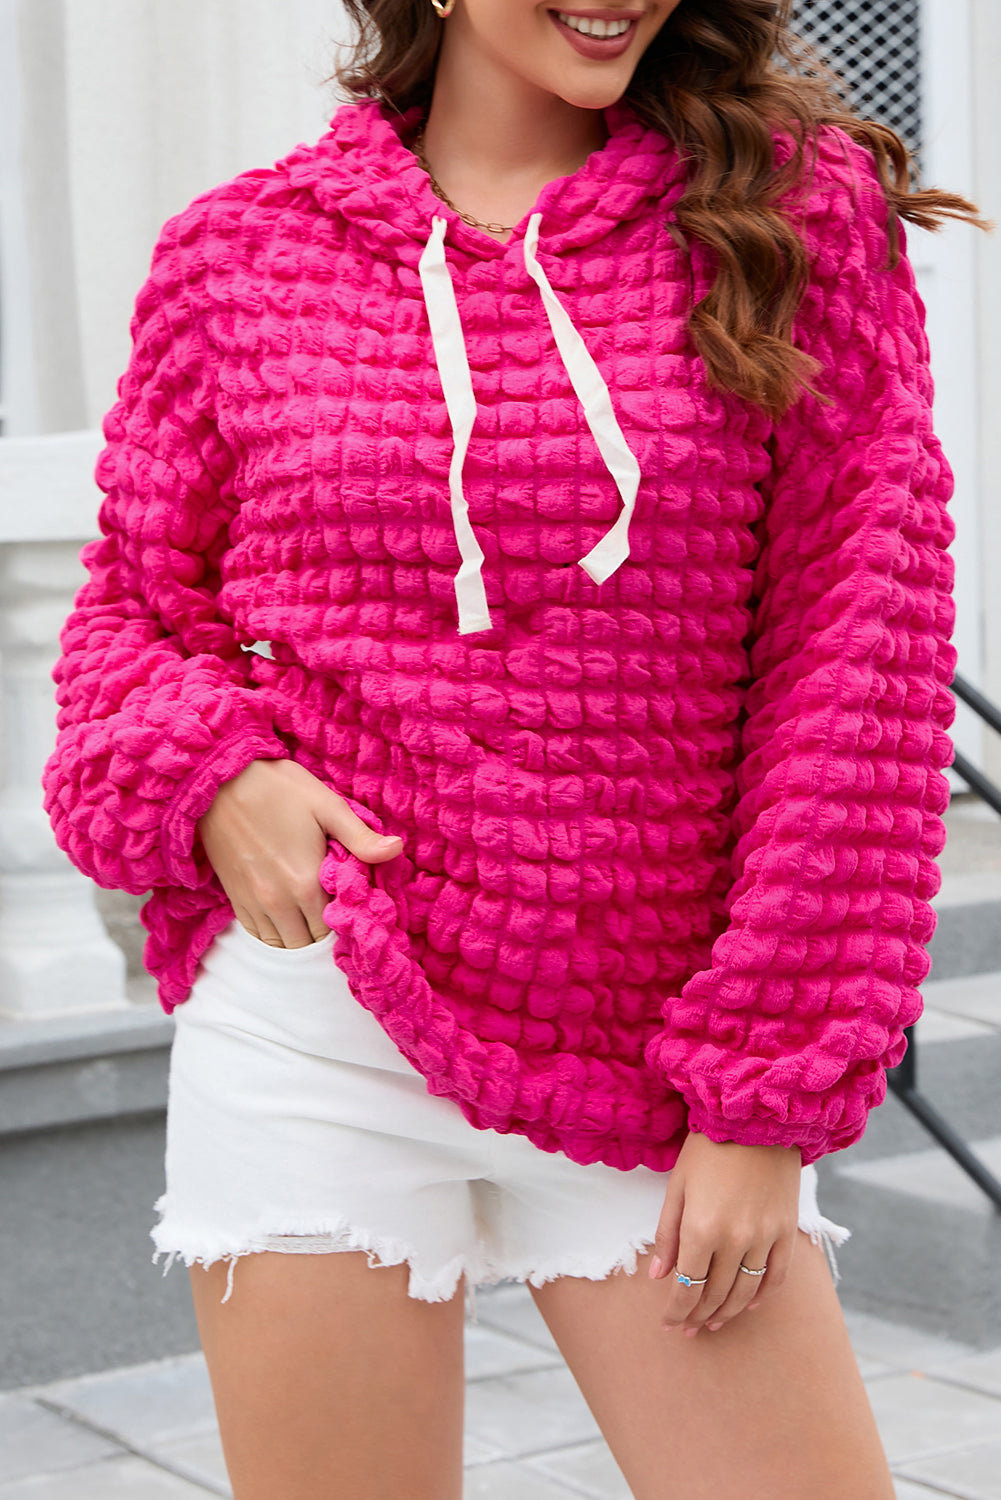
[522,212,641,586]
[417,212,642,635]
[417,216,493,635]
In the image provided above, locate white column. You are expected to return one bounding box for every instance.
[0,434,127,1019]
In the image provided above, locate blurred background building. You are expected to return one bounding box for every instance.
[0,0,999,1392]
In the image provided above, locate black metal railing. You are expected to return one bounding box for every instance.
[886,670,1001,1210]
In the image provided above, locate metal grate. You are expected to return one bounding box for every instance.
[789,1,924,170]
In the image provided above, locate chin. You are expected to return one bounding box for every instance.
[551,65,634,110]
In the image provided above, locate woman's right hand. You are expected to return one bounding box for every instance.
[196,758,403,949]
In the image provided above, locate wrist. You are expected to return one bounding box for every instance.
[686,1131,802,1165]
[196,755,289,835]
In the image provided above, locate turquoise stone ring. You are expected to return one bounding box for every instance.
[675,1270,709,1287]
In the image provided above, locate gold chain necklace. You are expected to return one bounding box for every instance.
[412,126,515,236]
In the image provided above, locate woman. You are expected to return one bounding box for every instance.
[44,0,986,1496]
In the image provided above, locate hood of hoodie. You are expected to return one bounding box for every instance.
[271,96,689,636]
[278,95,687,266]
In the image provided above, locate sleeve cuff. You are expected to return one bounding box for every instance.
[684,1105,836,1167]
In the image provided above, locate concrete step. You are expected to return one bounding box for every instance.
[929,793,1001,979]
[818,1143,1001,1350]
[929,874,1001,981]
[817,1002,1001,1348]
[0,978,171,1137]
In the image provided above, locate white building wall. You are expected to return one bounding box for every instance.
[2,0,351,438]
[970,0,1001,782]
[1,0,88,434]
[918,0,982,774]
[64,0,352,429]
[0,0,39,433]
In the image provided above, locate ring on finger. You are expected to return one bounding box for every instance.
[674,1267,709,1287]
[738,1262,767,1276]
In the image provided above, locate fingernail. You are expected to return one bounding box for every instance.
[747,1301,760,1310]
[648,1256,664,1280]
[377,835,401,847]
[683,1327,699,1339]
[707,1322,723,1331]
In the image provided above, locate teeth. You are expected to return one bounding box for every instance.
[556,12,633,38]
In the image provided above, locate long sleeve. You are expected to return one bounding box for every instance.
[42,211,289,894]
[645,130,957,1165]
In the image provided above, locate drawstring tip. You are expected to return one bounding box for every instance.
[454,563,493,634]
[577,527,631,587]
[457,614,493,635]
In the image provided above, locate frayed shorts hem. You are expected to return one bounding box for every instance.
[150,1199,664,1319]
[150,1196,851,1320]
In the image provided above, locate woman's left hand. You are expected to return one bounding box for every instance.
[647,1132,802,1336]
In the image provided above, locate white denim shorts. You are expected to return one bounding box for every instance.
[151,920,851,1315]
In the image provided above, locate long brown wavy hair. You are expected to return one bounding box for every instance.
[336,0,990,417]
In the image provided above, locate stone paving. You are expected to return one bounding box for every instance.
[3,1287,1001,1499]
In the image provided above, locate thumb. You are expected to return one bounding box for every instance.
[314,788,404,865]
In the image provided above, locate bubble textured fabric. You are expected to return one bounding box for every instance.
[43,96,956,1173]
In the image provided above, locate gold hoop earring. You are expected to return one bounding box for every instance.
[430,0,456,16]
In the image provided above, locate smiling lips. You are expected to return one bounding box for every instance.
[549,8,642,58]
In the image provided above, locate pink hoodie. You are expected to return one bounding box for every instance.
[43,96,956,1172]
